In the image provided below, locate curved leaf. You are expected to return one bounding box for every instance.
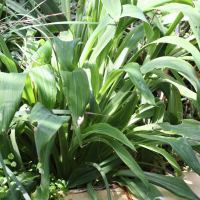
[82,123,136,151]
[32,65,57,109]
[61,68,90,146]
[151,36,200,71]
[141,57,200,99]
[79,15,113,67]
[140,145,182,176]
[0,72,27,133]
[123,63,155,105]
[0,52,18,73]
[114,24,145,70]
[115,170,200,200]
[157,3,200,49]
[87,182,99,200]
[160,119,200,141]
[136,134,200,176]
[101,0,121,21]
[29,103,69,200]
[54,37,80,72]
[137,0,194,11]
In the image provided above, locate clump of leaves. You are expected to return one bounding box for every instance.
[1,0,200,200]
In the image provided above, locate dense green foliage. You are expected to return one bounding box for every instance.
[1,0,200,199]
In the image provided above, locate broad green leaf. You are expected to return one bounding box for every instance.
[121,5,148,22]
[160,119,200,141]
[0,52,18,73]
[97,69,123,103]
[140,145,182,176]
[67,154,122,188]
[34,0,69,31]
[79,14,113,67]
[89,24,116,63]
[54,37,80,72]
[115,170,200,200]
[101,0,121,21]
[167,84,183,122]
[143,21,154,42]
[10,128,25,171]
[151,37,200,71]
[157,3,200,49]
[136,134,200,176]
[82,135,149,188]
[74,0,87,38]
[84,62,100,98]
[137,0,194,11]
[22,73,36,107]
[29,103,69,200]
[32,65,57,109]
[0,33,12,60]
[0,73,27,133]
[61,69,90,146]
[151,104,165,123]
[87,182,99,200]
[146,12,166,35]
[123,63,155,105]
[107,93,138,131]
[141,57,200,95]
[86,163,111,200]
[31,40,52,64]
[151,70,200,112]
[121,5,153,41]
[114,24,145,70]
[118,177,163,200]
[81,123,136,151]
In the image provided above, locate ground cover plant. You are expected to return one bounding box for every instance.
[1,0,200,199]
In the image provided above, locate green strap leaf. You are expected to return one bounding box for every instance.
[123,63,155,105]
[113,24,145,70]
[0,52,18,73]
[61,69,90,147]
[121,4,153,41]
[100,136,149,188]
[160,119,200,142]
[0,72,27,133]
[136,134,200,176]
[140,144,182,176]
[101,0,121,21]
[157,3,200,49]
[151,36,200,71]
[82,123,136,151]
[87,182,100,200]
[34,0,69,31]
[137,0,194,11]
[118,177,163,200]
[107,92,138,131]
[86,163,111,200]
[29,103,69,200]
[32,65,57,109]
[54,37,80,72]
[79,14,114,67]
[115,170,200,200]
[167,84,183,122]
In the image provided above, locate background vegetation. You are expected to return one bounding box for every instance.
[1,0,200,199]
